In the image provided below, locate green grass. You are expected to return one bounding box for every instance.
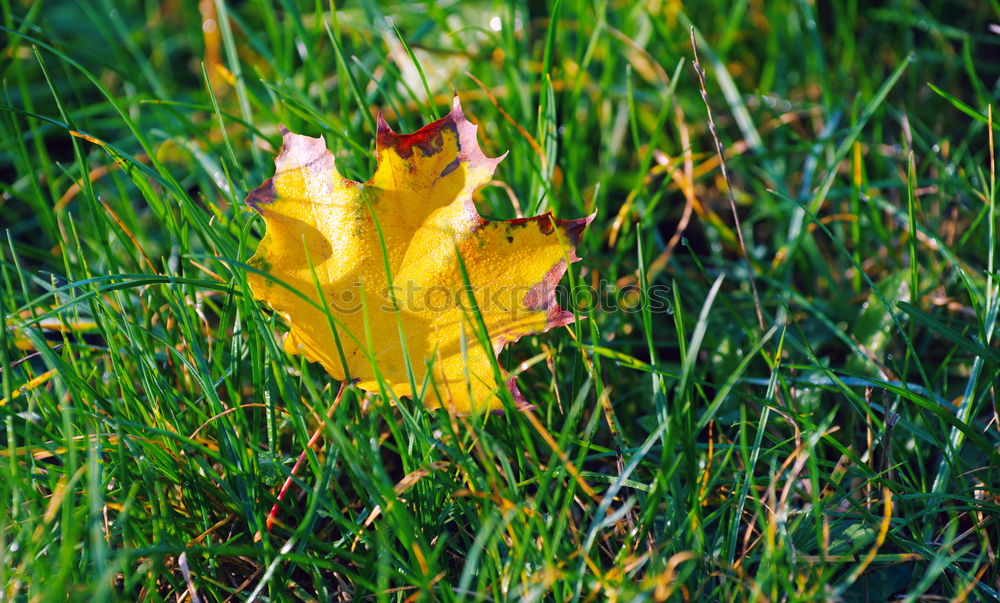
[2,0,1000,600]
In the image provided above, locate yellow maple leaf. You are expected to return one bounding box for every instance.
[246,99,592,413]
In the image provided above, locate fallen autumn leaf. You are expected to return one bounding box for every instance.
[246,98,592,412]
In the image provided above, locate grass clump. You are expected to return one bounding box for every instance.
[2,0,999,600]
